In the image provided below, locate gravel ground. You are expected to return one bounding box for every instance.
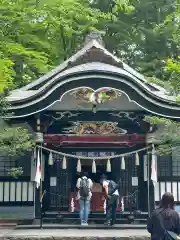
[0,228,150,239]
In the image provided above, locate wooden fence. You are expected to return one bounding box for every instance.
[0,181,34,204]
[155,181,180,202]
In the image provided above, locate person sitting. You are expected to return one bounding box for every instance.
[76,172,93,226]
[100,174,119,226]
[147,192,180,240]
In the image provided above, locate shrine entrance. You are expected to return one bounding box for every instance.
[43,148,148,214]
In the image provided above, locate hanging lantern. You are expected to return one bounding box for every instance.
[62,156,67,169]
[106,159,111,172]
[77,159,81,173]
[135,152,140,166]
[48,152,53,165]
[121,156,125,170]
[92,159,96,173]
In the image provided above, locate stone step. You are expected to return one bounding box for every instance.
[44,211,148,219]
[16,223,147,230]
[43,217,147,225]
[0,223,17,228]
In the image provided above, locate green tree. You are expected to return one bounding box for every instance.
[92,0,178,80]
[0,91,34,156]
[0,0,51,89]
[0,0,115,157]
[144,3,180,155]
[0,0,113,89]
[127,0,177,79]
[91,0,180,155]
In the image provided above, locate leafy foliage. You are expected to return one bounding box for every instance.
[0,0,51,89]
[0,88,34,156]
[0,0,114,90]
[0,0,178,89]
[144,3,180,154]
[145,116,180,155]
[0,125,34,156]
[0,0,113,157]
[92,0,178,80]
[8,167,23,178]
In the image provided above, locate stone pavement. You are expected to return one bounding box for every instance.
[0,227,150,240]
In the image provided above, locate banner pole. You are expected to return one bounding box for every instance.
[40,143,43,229]
[147,151,150,217]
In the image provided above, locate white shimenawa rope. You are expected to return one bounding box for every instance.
[37,145,150,160]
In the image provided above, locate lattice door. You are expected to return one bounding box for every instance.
[49,154,73,211]
[112,153,138,211]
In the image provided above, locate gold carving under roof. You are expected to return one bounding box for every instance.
[62,121,127,135]
[71,87,121,104]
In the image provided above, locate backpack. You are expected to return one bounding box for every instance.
[158,210,180,240]
[108,180,119,196]
[79,178,90,199]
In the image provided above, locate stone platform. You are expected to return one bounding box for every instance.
[0,227,150,240]
[17,223,147,230]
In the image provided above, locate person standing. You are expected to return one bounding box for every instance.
[76,172,93,226]
[100,174,119,226]
[147,192,180,240]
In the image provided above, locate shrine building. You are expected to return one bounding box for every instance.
[1,31,180,224]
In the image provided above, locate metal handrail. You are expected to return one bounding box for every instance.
[40,190,47,229]
[40,190,47,202]
[39,189,139,228]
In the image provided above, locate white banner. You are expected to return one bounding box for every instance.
[144,155,148,181]
[151,154,157,187]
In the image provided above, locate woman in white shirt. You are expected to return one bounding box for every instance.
[76,172,93,225]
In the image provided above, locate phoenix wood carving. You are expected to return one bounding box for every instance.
[70,87,121,104]
[62,121,127,135]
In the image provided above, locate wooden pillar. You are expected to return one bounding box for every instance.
[137,150,149,212]
[147,148,156,216]
[35,182,41,219]
[34,115,43,221]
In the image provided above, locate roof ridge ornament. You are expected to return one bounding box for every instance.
[84,30,105,46]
